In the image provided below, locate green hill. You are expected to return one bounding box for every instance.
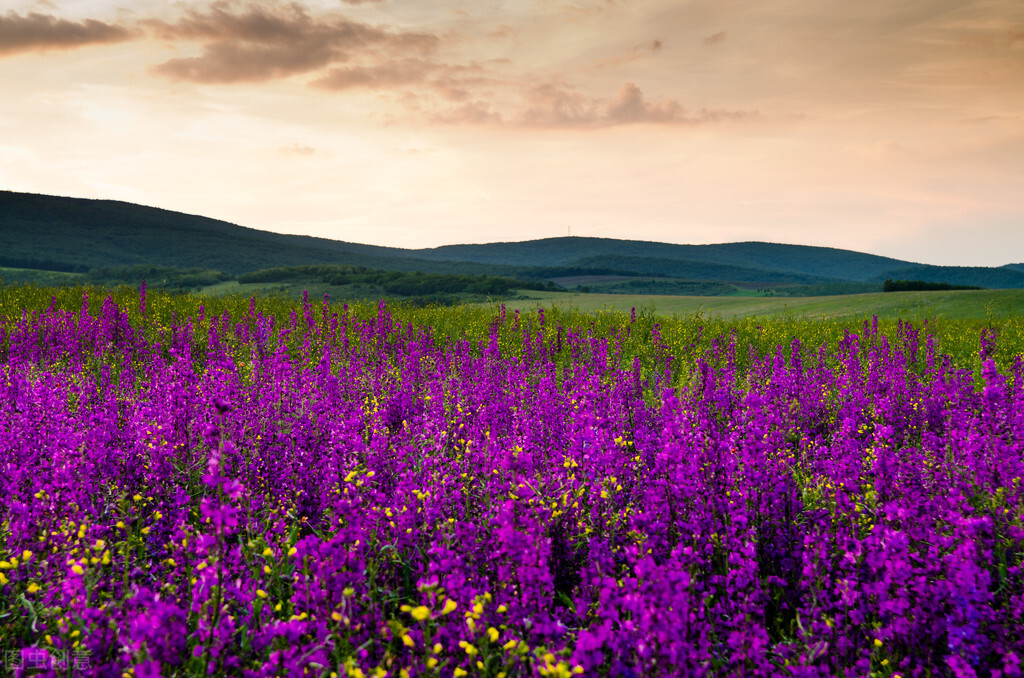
[0,191,497,277]
[4,190,1022,296]
[411,237,913,281]
[570,255,838,284]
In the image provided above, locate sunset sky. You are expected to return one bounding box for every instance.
[1,0,1022,265]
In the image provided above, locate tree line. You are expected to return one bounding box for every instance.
[883,279,982,292]
[239,265,559,296]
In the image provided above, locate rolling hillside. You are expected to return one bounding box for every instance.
[0,191,494,276]
[4,190,1022,294]
[411,237,913,281]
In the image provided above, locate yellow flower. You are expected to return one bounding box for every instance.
[410,606,430,621]
[487,627,499,642]
[256,589,268,599]
[402,634,415,648]
[453,670,467,677]
[441,599,458,615]
[71,564,84,575]
[262,547,274,557]
[27,582,40,594]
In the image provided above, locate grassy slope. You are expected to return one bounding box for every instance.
[498,289,1024,320]
[0,191,513,277]
[0,267,83,286]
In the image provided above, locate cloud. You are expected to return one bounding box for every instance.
[0,11,134,55]
[311,58,437,90]
[702,31,725,47]
[146,3,437,84]
[517,82,602,127]
[963,26,1024,50]
[589,38,664,70]
[0,3,759,131]
[488,24,516,40]
[280,142,316,155]
[606,82,681,122]
[517,81,753,127]
[311,57,496,105]
[430,100,502,125]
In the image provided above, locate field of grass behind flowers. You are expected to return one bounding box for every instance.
[0,284,1023,677]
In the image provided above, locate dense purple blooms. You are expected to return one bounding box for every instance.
[1,292,1022,676]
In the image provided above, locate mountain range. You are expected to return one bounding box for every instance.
[4,190,1023,296]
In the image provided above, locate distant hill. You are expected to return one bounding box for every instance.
[4,190,1022,294]
[0,191,497,276]
[569,255,838,284]
[411,237,913,281]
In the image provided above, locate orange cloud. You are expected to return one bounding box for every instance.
[517,81,753,127]
[280,142,316,155]
[0,2,761,131]
[702,31,725,47]
[311,58,493,104]
[0,11,134,55]
[146,3,437,84]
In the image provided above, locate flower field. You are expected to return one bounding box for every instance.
[1,285,1023,677]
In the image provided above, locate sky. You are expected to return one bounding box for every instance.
[1,0,1023,266]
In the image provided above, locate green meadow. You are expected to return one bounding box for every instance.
[499,288,1024,321]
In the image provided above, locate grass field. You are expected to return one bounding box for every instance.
[6,274,1024,321]
[0,266,82,286]
[202,281,1024,321]
[501,288,1024,320]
